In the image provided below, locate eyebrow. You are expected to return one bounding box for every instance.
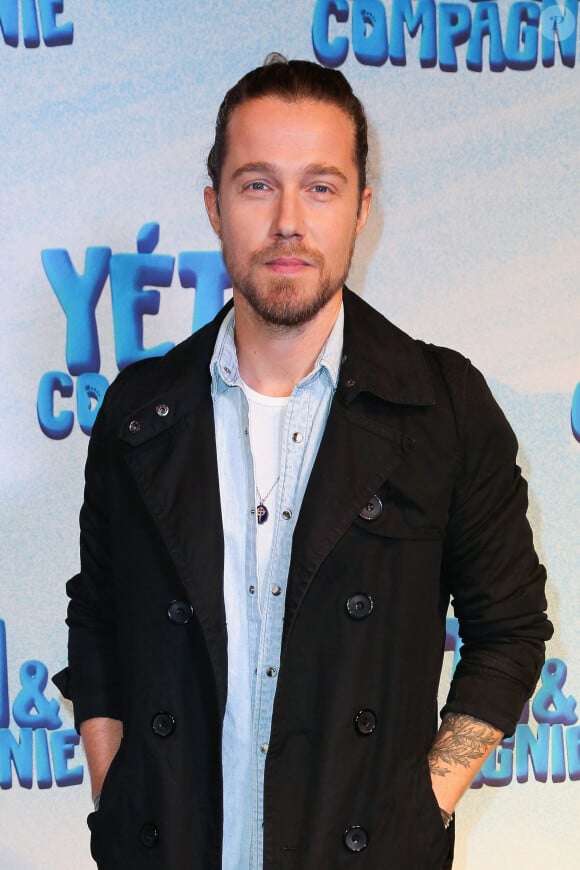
[231,161,349,185]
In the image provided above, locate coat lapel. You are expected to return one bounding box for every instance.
[283,397,412,647]
[119,318,229,713]
[283,289,436,648]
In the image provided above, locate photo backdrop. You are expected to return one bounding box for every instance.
[1,2,578,867]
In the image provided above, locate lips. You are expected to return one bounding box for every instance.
[265,257,312,274]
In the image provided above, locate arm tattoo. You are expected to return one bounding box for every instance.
[428,713,501,778]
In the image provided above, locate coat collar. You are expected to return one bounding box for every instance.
[118,287,434,447]
[338,288,435,408]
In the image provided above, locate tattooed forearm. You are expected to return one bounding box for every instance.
[428,713,502,778]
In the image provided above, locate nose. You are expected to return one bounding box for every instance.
[272,187,303,240]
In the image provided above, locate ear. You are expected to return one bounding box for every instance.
[204,186,222,237]
[355,187,372,237]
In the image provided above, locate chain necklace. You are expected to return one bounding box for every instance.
[255,477,279,525]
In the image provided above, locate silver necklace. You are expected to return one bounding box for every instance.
[255,477,279,525]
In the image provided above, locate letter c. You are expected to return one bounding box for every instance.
[312,0,350,67]
[37,372,74,440]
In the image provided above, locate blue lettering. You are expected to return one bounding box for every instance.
[438,3,472,71]
[178,251,230,332]
[76,373,109,436]
[38,0,72,46]
[542,0,577,67]
[390,0,437,67]
[0,620,8,728]
[533,658,578,726]
[50,729,83,786]
[515,722,549,782]
[0,0,18,46]
[566,725,580,779]
[109,223,175,370]
[22,0,40,47]
[467,1,507,72]
[312,0,350,66]
[505,2,540,70]
[0,0,72,47]
[12,660,62,730]
[41,247,111,376]
[0,728,33,788]
[352,0,389,66]
[572,383,580,442]
[36,371,74,440]
[35,728,52,788]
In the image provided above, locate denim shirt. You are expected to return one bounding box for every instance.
[210,305,343,870]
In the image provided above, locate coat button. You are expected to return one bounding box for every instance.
[355,709,377,735]
[359,495,382,521]
[346,593,374,620]
[155,403,169,417]
[128,420,141,433]
[344,825,369,852]
[167,600,193,625]
[151,712,175,737]
[140,823,159,848]
[344,377,356,388]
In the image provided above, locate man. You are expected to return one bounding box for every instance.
[54,56,552,869]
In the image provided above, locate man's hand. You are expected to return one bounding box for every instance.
[80,717,123,802]
[428,713,503,815]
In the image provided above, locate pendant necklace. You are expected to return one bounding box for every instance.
[256,477,279,525]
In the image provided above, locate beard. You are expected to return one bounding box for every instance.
[222,239,356,329]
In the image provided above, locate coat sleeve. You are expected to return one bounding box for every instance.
[439,359,553,737]
[52,394,123,732]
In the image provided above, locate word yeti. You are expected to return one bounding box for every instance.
[38,223,230,439]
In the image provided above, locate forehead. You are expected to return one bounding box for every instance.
[223,96,358,175]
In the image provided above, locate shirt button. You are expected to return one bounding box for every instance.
[266,667,277,677]
[249,585,255,595]
[260,743,269,754]
[224,366,231,375]
[282,509,292,520]
[292,432,303,443]
[272,585,282,596]
[155,403,169,417]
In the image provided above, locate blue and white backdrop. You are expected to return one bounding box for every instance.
[1,2,578,867]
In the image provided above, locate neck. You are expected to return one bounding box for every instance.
[233,290,342,397]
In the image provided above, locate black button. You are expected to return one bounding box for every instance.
[344,825,369,852]
[167,600,193,625]
[359,495,382,521]
[344,377,356,388]
[355,709,377,735]
[140,823,159,848]
[346,594,374,620]
[151,712,175,737]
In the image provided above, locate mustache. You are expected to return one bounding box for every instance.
[252,242,323,267]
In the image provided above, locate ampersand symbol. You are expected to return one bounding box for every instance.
[532,658,578,726]
[12,660,62,729]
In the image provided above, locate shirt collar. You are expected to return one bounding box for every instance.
[210,303,344,394]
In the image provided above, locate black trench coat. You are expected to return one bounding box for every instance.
[54,289,551,869]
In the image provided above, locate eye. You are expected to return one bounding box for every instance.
[246,181,269,191]
[311,184,331,194]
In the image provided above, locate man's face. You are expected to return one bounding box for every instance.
[204,96,371,328]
